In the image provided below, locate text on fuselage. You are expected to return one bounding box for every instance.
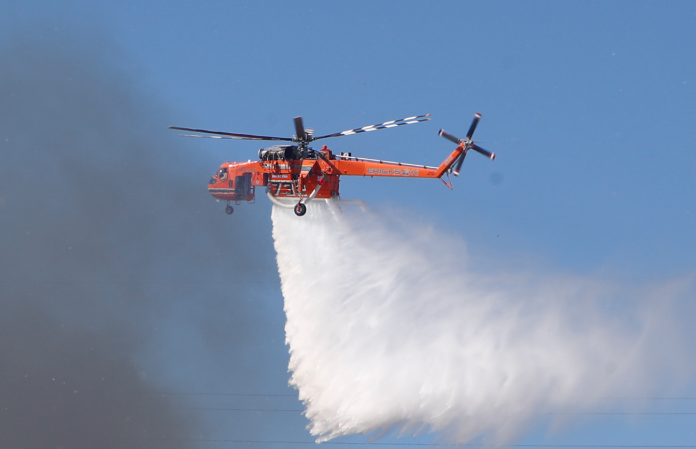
[366,168,419,176]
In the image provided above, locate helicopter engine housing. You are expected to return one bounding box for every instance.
[258,145,300,161]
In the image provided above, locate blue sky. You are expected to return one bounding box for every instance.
[2,1,695,448]
[70,0,696,275]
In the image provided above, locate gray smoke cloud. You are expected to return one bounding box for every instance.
[0,29,277,447]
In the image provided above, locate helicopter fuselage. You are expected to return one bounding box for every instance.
[207,144,456,206]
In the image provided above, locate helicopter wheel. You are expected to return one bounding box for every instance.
[225,205,234,215]
[294,203,307,217]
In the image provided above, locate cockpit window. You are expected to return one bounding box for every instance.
[217,167,228,181]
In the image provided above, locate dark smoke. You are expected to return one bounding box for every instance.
[0,306,192,448]
[0,29,277,447]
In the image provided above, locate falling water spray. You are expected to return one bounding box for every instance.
[272,201,693,444]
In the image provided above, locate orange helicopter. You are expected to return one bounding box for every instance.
[170,113,494,216]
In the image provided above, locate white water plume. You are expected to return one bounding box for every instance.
[272,201,693,445]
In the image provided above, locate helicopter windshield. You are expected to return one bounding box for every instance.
[217,167,228,181]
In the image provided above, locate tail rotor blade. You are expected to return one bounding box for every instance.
[453,151,467,176]
[439,112,494,179]
[466,112,482,139]
[294,116,307,142]
[472,143,495,160]
[438,129,462,145]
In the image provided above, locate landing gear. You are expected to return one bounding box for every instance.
[294,203,307,217]
[225,204,234,215]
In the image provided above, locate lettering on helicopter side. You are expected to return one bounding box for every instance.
[262,163,303,170]
[366,168,419,176]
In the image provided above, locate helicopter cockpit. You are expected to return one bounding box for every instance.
[209,166,228,185]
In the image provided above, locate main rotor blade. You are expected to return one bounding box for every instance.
[294,116,307,142]
[472,143,495,160]
[314,113,431,140]
[168,126,293,141]
[438,129,462,145]
[466,112,482,139]
[176,134,257,140]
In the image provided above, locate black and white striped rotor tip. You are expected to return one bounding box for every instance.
[314,114,431,140]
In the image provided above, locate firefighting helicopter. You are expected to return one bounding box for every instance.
[169,113,494,216]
